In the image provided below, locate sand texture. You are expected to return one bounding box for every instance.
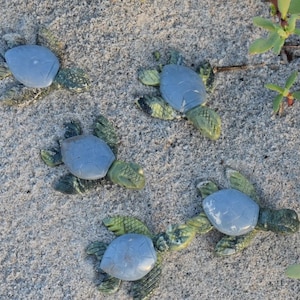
[0,1,299,299]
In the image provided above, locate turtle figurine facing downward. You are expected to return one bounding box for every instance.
[0,27,90,105]
[137,50,221,140]
[187,168,299,256]
[41,115,145,194]
[87,216,198,299]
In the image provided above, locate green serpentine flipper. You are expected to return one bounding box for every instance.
[215,230,258,256]
[131,254,163,300]
[138,69,160,86]
[186,213,214,234]
[227,169,260,204]
[107,160,145,190]
[86,241,108,261]
[185,105,221,140]
[197,180,219,198]
[93,115,118,155]
[136,95,178,120]
[103,216,153,237]
[98,274,121,295]
[55,174,98,194]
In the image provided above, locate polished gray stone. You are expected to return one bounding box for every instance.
[203,189,259,236]
[5,45,60,88]
[160,64,206,113]
[61,135,115,180]
[100,233,157,281]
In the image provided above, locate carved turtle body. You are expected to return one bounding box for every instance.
[100,233,157,281]
[137,50,221,140]
[160,64,206,112]
[41,115,145,194]
[203,188,260,236]
[0,27,90,105]
[61,135,115,180]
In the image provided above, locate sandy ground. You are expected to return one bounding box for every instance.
[0,1,299,299]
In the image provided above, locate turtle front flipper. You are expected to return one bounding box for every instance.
[93,115,118,156]
[55,173,99,194]
[226,168,260,204]
[53,68,90,93]
[256,208,299,233]
[136,95,178,120]
[215,230,258,256]
[131,254,162,300]
[103,216,153,237]
[185,105,221,140]
[107,160,145,190]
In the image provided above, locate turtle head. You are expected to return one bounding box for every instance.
[54,68,90,92]
[153,223,196,252]
[107,160,145,190]
[185,105,221,140]
[257,208,300,234]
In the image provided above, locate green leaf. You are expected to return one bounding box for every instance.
[278,0,291,20]
[285,71,298,89]
[292,91,300,100]
[286,15,298,33]
[272,36,286,54]
[265,83,284,94]
[294,28,300,36]
[289,0,300,14]
[252,17,276,31]
[285,264,300,279]
[273,94,284,113]
[249,32,279,54]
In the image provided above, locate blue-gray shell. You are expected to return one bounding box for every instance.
[203,189,259,236]
[160,64,206,113]
[5,45,60,88]
[100,233,157,281]
[61,135,115,180]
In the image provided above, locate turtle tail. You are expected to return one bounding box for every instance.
[185,105,221,140]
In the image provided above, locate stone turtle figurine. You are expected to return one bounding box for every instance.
[182,168,299,256]
[137,50,221,140]
[150,169,299,257]
[0,27,89,105]
[41,115,145,194]
[87,216,198,299]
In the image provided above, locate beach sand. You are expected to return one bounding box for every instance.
[0,1,299,299]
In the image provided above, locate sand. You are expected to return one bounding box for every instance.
[0,1,299,299]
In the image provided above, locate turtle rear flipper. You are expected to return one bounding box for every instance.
[136,95,178,120]
[215,230,258,256]
[55,173,99,194]
[98,274,121,295]
[131,254,162,300]
[185,105,221,140]
[93,115,118,155]
[103,216,153,237]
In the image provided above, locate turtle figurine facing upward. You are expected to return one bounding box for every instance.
[0,27,90,105]
[184,168,299,256]
[86,216,199,299]
[41,115,145,194]
[137,50,221,140]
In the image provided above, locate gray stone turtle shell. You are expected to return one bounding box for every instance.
[160,64,206,113]
[203,189,259,236]
[61,135,115,180]
[100,233,157,281]
[5,45,60,88]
